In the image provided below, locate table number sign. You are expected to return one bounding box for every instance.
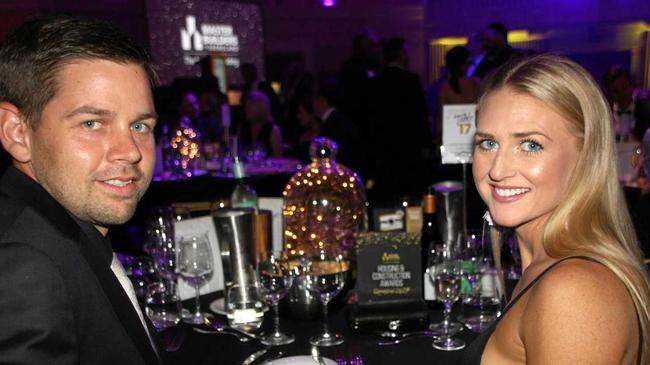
[441,104,477,164]
[355,232,421,304]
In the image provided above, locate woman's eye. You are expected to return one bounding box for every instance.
[477,139,498,151]
[521,139,543,153]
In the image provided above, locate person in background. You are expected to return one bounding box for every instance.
[0,15,164,363]
[464,54,649,365]
[238,90,283,158]
[177,91,201,127]
[472,22,516,80]
[604,65,650,142]
[240,62,282,126]
[465,30,487,78]
[339,32,380,136]
[313,84,362,174]
[371,37,432,201]
[439,46,481,105]
[295,98,322,163]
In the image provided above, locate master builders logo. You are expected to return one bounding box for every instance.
[180,15,239,53]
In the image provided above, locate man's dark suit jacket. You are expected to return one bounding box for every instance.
[634,94,650,141]
[472,45,515,80]
[371,65,432,200]
[0,166,164,364]
[321,109,365,177]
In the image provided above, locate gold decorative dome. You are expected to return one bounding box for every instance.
[282,138,366,256]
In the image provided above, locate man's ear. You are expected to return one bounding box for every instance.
[0,102,31,163]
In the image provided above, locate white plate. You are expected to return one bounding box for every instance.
[264,356,336,365]
[209,297,226,315]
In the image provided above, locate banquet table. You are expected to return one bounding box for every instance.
[163,292,478,365]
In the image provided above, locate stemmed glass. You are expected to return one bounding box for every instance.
[257,251,295,345]
[460,229,499,332]
[429,242,465,351]
[305,250,348,347]
[178,233,214,325]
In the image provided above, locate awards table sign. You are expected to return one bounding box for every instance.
[440,104,476,165]
[348,232,429,331]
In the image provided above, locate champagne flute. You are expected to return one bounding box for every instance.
[430,242,465,351]
[178,233,214,325]
[305,250,347,347]
[257,251,295,345]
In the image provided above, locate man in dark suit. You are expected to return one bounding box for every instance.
[604,65,650,142]
[313,84,365,176]
[371,37,433,201]
[0,16,164,364]
[472,22,516,80]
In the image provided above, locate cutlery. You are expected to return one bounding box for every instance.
[242,347,270,365]
[375,330,436,339]
[377,334,440,346]
[192,327,252,342]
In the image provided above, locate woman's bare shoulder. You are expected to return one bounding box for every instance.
[521,258,638,364]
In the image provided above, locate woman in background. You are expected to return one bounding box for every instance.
[238,90,283,158]
[439,46,481,105]
[464,54,649,364]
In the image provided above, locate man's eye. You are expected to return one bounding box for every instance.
[83,120,99,129]
[131,122,150,133]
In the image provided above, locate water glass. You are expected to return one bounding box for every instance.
[145,281,181,331]
[305,250,347,347]
[258,251,294,345]
[429,242,465,351]
[461,227,501,333]
[178,233,214,325]
[226,283,266,332]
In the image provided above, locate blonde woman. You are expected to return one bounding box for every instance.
[463,54,650,364]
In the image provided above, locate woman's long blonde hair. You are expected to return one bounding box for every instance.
[479,53,650,362]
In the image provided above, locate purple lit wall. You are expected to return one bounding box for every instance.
[425,0,650,38]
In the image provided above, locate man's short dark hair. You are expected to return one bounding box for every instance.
[486,22,508,41]
[0,14,156,127]
[383,37,406,64]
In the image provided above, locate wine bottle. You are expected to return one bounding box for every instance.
[422,190,442,298]
[230,157,258,209]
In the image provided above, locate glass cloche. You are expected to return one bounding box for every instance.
[283,138,366,256]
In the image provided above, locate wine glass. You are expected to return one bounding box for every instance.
[460,229,499,332]
[257,251,295,345]
[305,250,348,347]
[429,242,465,351]
[178,233,214,325]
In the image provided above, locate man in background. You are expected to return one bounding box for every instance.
[604,65,650,142]
[0,15,164,364]
[472,22,515,79]
[371,37,432,201]
[313,83,363,176]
